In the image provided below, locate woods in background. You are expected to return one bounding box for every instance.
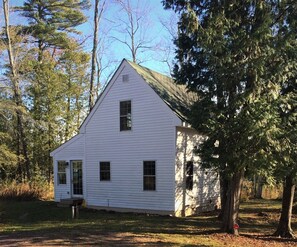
[1,0,297,239]
[1,0,166,183]
[1,0,91,183]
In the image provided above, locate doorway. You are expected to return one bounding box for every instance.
[71,160,83,197]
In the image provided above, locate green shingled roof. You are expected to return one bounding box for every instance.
[127,60,197,122]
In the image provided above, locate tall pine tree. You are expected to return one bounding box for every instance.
[15,0,90,181]
[163,0,282,234]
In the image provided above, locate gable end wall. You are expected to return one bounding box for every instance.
[84,62,181,213]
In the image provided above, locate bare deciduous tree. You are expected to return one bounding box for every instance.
[157,12,178,74]
[89,0,106,110]
[112,0,155,64]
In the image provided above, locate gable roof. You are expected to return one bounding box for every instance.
[79,59,196,133]
[126,60,197,122]
[52,59,196,155]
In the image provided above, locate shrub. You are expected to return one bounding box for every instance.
[0,180,53,201]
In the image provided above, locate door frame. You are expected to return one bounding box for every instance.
[70,160,83,197]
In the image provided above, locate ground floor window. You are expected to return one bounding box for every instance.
[143,161,156,191]
[186,161,193,190]
[100,162,111,181]
[57,161,67,185]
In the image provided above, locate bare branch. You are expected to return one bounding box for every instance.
[111,0,156,63]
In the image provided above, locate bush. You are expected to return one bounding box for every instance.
[0,180,53,201]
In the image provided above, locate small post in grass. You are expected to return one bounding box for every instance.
[72,204,79,219]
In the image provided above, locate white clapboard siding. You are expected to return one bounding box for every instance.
[51,60,221,215]
[51,134,85,201]
[84,62,181,213]
[175,127,220,215]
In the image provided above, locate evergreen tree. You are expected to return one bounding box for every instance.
[14,0,90,182]
[17,0,90,56]
[273,1,297,238]
[0,99,19,179]
[58,40,90,141]
[163,0,284,234]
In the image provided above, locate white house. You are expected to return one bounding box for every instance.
[50,59,220,216]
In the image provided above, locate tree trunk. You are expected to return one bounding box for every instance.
[3,0,31,180]
[222,169,244,235]
[273,175,295,238]
[254,175,263,199]
[218,173,228,220]
[95,53,101,98]
[65,75,71,141]
[89,0,100,111]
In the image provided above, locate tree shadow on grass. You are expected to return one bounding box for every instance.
[0,206,221,246]
[241,233,297,245]
[0,230,211,247]
[1,199,295,246]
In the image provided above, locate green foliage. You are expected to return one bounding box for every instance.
[0,99,20,178]
[0,0,90,183]
[16,0,90,49]
[272,1,297,179]
[163,0,296,180]
[164,0,297,233]
[58,40,90,140]
[0,132,18,167]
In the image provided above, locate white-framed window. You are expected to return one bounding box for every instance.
[186,161,193,190]
[100,162,111,181]
[120,100,132,131]
[57,161,67,185]
[143,161,156,191]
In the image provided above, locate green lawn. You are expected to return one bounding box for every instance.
[0,199,296,246]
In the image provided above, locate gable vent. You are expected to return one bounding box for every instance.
[122,74,129,82]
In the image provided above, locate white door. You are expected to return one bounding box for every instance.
[71,160,83,197]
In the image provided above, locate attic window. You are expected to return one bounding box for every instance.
[120,100,132,131]
[122,74,129,82]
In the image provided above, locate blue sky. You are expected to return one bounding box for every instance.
[5,0,177,78]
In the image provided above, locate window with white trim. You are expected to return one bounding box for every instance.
[100,162,110,181]
[57,161,67,185]
[143,161,156,191]
[120,100,132,131]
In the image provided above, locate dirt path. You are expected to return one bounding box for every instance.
[1,231,297,247]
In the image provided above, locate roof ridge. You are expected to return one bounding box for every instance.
[126,60,197,122]
[126,60,172,80]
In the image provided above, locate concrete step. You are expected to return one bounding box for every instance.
[57,198,83,207]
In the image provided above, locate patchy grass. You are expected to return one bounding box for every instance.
[0,199,296,246]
